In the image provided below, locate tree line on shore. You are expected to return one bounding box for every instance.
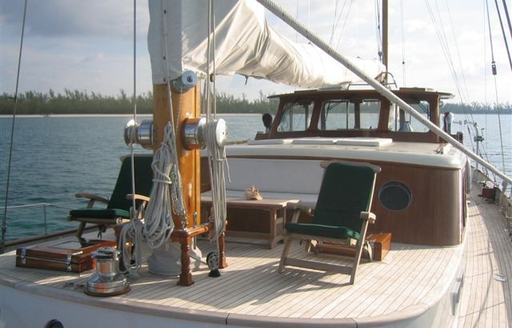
[0,89,511,115]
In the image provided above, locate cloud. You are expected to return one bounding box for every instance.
[0,0,149,40]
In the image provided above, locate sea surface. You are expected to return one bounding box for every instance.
[0,113,511,241]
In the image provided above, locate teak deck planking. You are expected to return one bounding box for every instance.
[0,188,511,326]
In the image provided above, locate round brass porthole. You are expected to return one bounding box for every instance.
[378,182,412,211]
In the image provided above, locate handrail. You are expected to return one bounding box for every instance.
[0,201,76,252]
[4,202,74,210]
[256,0,512,186]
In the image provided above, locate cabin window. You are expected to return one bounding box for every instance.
[389,101,430,132]
[277,100,313,132]
[318,99,380,130]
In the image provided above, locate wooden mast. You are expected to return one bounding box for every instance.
[152,83,203,286]
[152,79,227,286]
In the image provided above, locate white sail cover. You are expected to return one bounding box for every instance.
[148,0,384,88]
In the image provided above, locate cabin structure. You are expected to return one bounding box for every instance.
[208,87,468,247]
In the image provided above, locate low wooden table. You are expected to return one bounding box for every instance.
[202,197,299,248]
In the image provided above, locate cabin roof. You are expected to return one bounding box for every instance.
[268,87,454,100]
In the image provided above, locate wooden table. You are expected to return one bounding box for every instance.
[202,197,299,248]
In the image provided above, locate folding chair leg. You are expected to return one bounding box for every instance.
[350,239,364,284]
[350,220,370,284]
[278,237,293,273]
[76,222,86,241]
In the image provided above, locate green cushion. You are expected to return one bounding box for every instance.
[285,222,360,240]
[107,156,154,211]
[69,208,130,219]
[69,156,153,223]
[312,162,376,233]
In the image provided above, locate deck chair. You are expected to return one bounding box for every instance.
[279,161,381,285]
[69,155,153,242]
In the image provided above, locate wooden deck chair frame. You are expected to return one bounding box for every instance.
[278,160,381,285]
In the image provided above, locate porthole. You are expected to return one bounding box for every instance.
[45,319,64,328]
[378,181,412,211]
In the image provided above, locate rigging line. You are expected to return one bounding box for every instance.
[485,0,497,65]
[129,0,138,216]
[482,0,490,169]
[160,0,185,221]
[483,0,489,104]
[493,0,512,71]
[375,0,383,62]
[400,0,406,85]
[2,0,28,251]
[486,0,508,176]
[442,0,471,104]
[206,0,212,120]
[328,0,340,45]
[424,0,465,102]
[441,0,475,135]
[206,0,217,118]
[332,0,349,48]
[492,76,507,174]
[212,0,217,117]
[432,0,466,101]
[335,0,353,51]
[502,0,512,43]
[295,0,299,42]
[425,1,455,90]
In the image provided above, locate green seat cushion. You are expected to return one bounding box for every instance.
[285,222,360,240]
[107,156,154,211]
[312,162,376,232]
[69,208,130,220]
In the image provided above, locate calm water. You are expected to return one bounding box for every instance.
[0,113,510,240]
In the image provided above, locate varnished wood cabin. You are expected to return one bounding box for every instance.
[204,87,469,247]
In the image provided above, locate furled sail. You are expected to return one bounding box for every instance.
[148,0,384,88]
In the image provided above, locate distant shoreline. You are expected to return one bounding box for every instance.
[1,112,511,118]
[2,90,511,116]
[0,113,263,118]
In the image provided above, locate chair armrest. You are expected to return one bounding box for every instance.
[288,204,312,223]
[127,194,150,219]
[75,192,109,207]
[360,211,376,224]
[127,194,150,203]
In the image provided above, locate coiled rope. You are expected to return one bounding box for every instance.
[205,121,228,240]
[119,122,182,272]
[205,0,228,242]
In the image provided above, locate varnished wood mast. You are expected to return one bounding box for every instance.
[152,83,226,286]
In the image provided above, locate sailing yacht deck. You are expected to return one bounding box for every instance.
[0,191,510,327]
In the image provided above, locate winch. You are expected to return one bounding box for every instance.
[85,247,130,297]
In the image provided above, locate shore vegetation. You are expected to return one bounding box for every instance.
[1,90,510,115]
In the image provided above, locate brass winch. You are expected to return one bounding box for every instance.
[85,247,130,297]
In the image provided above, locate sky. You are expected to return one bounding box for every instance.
[1,0,511,104]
